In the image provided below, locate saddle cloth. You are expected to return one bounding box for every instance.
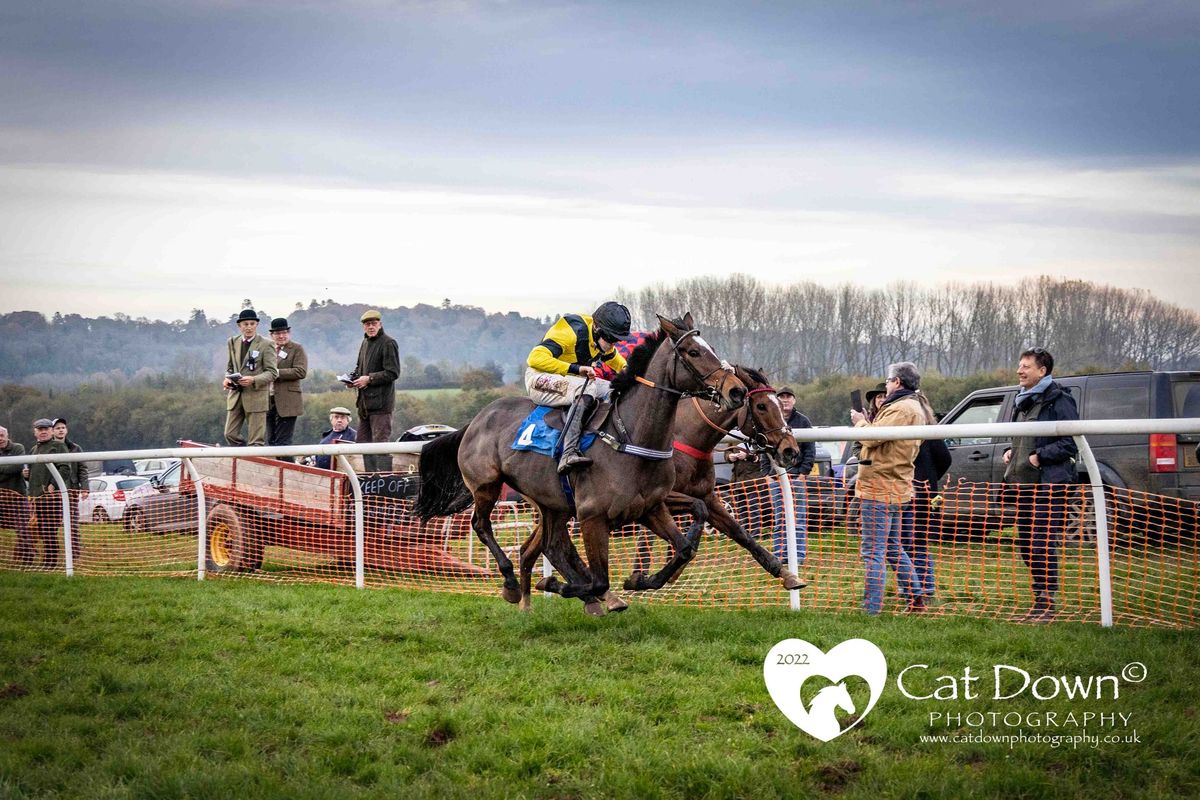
[510,403,611,458]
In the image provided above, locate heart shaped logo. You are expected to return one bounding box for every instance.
[763,638,888,741]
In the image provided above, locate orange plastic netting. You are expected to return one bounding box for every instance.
[1,462,1197,628]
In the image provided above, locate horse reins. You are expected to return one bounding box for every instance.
[672,385,785,460]
[598,329,737,461]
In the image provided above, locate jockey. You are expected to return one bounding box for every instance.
[526,301,632,474]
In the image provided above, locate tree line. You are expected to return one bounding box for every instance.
[0,380,515,454]
[0,301,543,389]
[618,275,1200,383]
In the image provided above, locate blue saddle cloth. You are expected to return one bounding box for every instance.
[511,405,597,458]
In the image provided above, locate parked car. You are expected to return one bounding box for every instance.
[134,458,180,480]
[78,474,151,524]
[939,370,1200,542]
[123,461,196,534]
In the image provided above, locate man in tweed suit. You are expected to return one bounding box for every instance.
[266,317,308,461]
[223,309,279,446]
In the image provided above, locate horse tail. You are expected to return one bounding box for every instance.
[414,426,474,519]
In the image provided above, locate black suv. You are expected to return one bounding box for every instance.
[939,371,1200,541]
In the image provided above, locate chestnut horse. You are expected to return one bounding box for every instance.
[415,314,745,615]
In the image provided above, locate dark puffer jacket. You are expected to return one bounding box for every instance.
[1007,380,1079,485]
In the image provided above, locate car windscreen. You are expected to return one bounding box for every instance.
[116,478,149,490]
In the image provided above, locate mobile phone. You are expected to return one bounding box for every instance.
[850,389,863,412]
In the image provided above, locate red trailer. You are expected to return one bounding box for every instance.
[179,442,490,577]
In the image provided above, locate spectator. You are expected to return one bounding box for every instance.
[223,308,278,446]
[27,418,69,568]
[726,445,768,537]
[313,407,358,471]
[849,363,924,615]
[525,302,631,473]
[905,394,950,604]
[266,317,308,461]
[51,417,87,556]
[0,426,32,562]
[350,310,401,473]
[51,418,89,493]
[770,387,815,567]
[1002,347,1079,624]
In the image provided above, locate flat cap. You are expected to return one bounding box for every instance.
[360,309,382,322]
[775,387,796,397]
[329,406,353,416]
[33,418,54,428]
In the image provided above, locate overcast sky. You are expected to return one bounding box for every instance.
[1,0,1198,322]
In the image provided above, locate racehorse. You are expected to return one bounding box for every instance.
[521,364,807,609]
[629,365,808,592]
[415,313,746,615]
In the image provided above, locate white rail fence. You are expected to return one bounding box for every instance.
[3,418,1198,628]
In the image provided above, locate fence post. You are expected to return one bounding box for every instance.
[1073,435,1114,627]
[184,458,207,581]
[338,455,365,589]
[773,465,800,611]
[47,464,74,577]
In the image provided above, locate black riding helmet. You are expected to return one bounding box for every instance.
[592,301,632,342]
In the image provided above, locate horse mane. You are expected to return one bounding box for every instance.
[738,365,771,389]
[609,328,668,396]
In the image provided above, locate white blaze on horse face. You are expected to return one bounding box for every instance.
[692,335,719,360]
[769,395,782,409]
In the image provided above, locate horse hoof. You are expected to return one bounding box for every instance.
[584,601,607,617]
[623,572,646,591]
[519,597,532,613]
[604,591,629,613]
[781,571,808,590]
[500,585,522,604]
[535,576,552,592]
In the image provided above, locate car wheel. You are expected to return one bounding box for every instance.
[92,507,110,524]
[124,508,148,535]
[205,504,264,574]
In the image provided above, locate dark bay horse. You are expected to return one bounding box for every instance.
[415,314,746,615]
[515,365,806,612]
[633,365,808,591]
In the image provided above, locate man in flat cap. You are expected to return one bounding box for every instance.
[313,407,358,471]
[266,317,308,461]
[26,418,69,568]
[222,309,279,447]
[350,310,400,473]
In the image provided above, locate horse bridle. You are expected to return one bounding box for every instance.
[692,386,788,452]
[634,328,736,410]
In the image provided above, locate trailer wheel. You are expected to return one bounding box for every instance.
[206,505,264,573]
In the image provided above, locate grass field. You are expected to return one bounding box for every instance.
[1,572,1197,799]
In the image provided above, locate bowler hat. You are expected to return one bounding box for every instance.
[33,418,53,428]
[236,309,259,323]
[865,382,888,401]
[360,309,382,323]
[329,407,353,416]
[269,317,290,332]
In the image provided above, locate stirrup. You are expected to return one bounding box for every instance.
[557,452,592,474]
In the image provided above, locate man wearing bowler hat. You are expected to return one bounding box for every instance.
[350,309,400,473]
[222,309,278,447]
[266,317,308,461]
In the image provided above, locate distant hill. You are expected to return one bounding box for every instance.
[0,302,550,388]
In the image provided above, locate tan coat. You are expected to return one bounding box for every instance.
[225,333,279,413]
[854,392,924,504]
[271,341,308,418]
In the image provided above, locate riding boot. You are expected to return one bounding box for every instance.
[558,394,597,475]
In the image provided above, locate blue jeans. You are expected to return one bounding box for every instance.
[770,475,807,566]
[903,494,936,598]
[859,498,919,614]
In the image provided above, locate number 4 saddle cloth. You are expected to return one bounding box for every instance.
[510,404,611,459]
